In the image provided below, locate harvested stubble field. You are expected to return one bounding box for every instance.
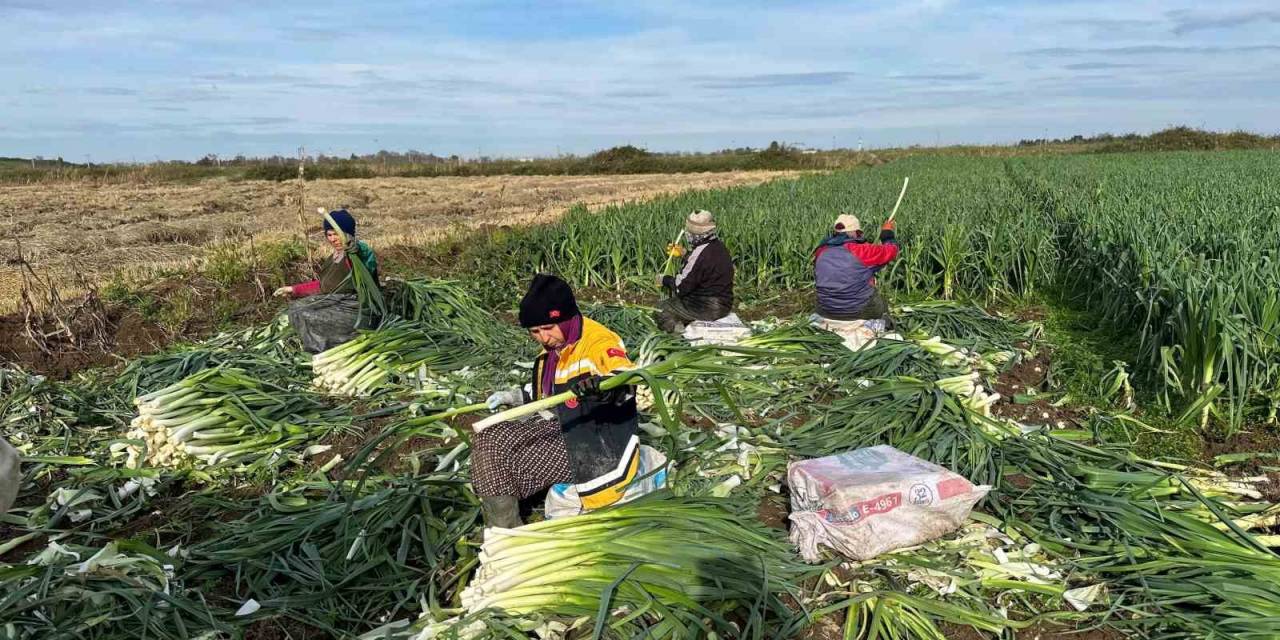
[0,171,797,310]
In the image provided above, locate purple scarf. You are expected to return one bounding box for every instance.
[540,315,583,396]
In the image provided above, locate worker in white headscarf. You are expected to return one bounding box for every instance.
[654,210,735,333]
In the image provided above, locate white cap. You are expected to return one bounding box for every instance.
[686,210,716,235]
[834,214,861,232]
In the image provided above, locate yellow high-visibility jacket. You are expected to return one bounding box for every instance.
[527,316,640,510]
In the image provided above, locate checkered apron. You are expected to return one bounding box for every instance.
[470,414,573,498]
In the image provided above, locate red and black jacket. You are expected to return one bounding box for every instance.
[813,229,898,318]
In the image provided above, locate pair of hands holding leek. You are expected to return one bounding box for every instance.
[271,240,364,297]
[652,241,686,288]
[485,376,605,410]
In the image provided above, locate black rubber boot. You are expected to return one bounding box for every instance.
[481,495,522,529]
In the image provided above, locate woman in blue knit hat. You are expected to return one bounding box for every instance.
[274,209,381,352]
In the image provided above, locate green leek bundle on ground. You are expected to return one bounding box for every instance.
[896,301,1039,353]
[122,366,351,470]
[311,320,486,396]
[462,494,811,638]
[777,375,1013,484]
[188,474,478,636]
[0,539,234,639]
[986,432,1280,638]
[115,341,304,400]
[825,337,970,381]
[388,278,528,350]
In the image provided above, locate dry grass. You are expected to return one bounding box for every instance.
[1,171,799,311]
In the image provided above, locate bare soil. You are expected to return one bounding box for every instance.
[991,351,1086,427]
[757,493,790,530]
[739,289,813,322]
[1,171,798,311]
[1202,428,1280,500]
[1203,428,1280,474]
[0,272,277,377]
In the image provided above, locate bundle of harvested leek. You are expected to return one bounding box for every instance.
[310,320,485,396]
[121,367,350,469]
[462,495,810,637]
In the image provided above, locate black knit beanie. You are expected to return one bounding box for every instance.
[519,274,580,328]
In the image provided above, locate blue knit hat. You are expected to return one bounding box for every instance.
[322,209,357,236]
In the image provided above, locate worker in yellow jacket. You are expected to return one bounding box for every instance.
[478,274,642,528]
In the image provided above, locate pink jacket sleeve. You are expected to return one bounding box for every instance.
[291,279,321,297]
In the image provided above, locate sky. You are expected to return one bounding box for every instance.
[2,0,1278,162]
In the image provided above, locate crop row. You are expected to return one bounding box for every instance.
[446,150,1278,429]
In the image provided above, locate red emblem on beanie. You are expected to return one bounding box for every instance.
[566,397,579,409]
[607,348,626,358]
[549,310,561,319]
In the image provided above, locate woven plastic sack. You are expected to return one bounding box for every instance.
[788,446,989,562]
[810,314,894,352]
[544,445,669,519]
[682,312,751,346]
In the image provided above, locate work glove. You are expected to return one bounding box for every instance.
[654,273,666,288]
[570,375,605,400]
[272,286,294,297]
[485,389,523,410]
[879,219,896,243]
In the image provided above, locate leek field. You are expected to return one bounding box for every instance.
[3,149,1280,639]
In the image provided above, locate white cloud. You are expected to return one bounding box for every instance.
[1,0,1277,159]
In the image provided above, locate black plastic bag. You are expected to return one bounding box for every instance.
[287,294,375,353]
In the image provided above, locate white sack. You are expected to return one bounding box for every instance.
[788,445,989,562]
[683,313,751,346]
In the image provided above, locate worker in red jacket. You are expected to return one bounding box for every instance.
[813,214,898,322]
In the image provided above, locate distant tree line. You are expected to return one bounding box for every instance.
[3,127,1275,185]
[177,141,828,181]
[1017,126,1279,152]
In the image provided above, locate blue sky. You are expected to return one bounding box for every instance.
[3,0,1278,161]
